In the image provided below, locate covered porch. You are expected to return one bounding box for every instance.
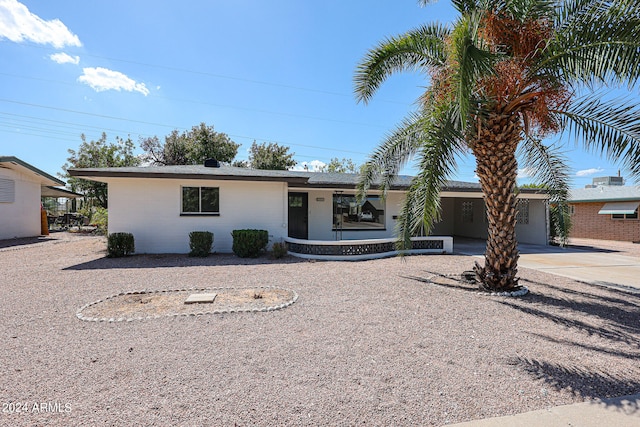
[284,185,549,260]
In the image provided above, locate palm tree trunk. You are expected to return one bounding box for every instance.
[471,111,522,292]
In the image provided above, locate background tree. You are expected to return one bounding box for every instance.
[355,0,640,292]
[248,141,297,170]
[61,133,140,208]
[231,159,250,168]
[323,157,360,173]
[140,122,239,165]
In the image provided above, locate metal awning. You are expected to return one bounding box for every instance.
[41,186,83,199]
[598,201,640,215]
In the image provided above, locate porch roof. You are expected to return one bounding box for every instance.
[41,186,84,199]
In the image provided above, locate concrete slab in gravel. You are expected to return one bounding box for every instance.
[184,293,217,304]
[448,394,640,427]
[454,238,640,291]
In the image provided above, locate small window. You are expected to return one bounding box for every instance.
[181,187,219,215]
[289,195,303,208]
[569,205,575,216]
[0,178,15,203]
[516,199,529,224]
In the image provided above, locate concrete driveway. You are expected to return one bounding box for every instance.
[454,238,640,291]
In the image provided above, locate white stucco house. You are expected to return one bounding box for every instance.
[0,156,66,240]
[69,163,549,257]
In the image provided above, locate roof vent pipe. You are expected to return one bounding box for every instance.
[204,158,220,168]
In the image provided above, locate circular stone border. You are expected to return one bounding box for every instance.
[76,286,299,322]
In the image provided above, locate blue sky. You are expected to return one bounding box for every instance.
[0,0,632,188]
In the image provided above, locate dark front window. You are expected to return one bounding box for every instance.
[333,194,385,230]
[181,187,219,215]
[612,210,638,220]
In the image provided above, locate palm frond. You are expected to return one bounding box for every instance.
[451,0,484,13]
[485,0,555,22]
[449,12,495,128]
[518,137,572,244]
[354,24,450,104]
[543,0,640,88]
[553,93,640,179]
[393,109,465,251]
[357,111,432,201]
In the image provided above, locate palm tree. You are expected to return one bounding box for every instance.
[355,0,640,292]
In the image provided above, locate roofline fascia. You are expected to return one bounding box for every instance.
[0,156,64,185]
[42,186,84,198]
[569,197,640,203]
[67,169,310,185]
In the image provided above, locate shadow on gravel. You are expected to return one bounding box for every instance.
[63,253,307,270]
[0,236,59,249]
[494,280,640,400]
[513,357,640,399]
[495,285,640,347]
[527,333,640,360]
[403,273,479,293]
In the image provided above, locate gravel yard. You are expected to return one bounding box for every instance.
[1,233,639,426]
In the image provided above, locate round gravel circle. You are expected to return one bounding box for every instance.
[77,286,298,322]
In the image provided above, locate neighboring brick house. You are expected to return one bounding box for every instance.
[569,177,640,242]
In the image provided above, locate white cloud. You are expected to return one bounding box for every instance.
[576,167,604,177]
[49,52,79,64]
[517,167,536,179]
[0,0,81,48]
[78,67,150,96]
[291,160,326,172]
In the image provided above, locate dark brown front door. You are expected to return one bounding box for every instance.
[288,192,308,239]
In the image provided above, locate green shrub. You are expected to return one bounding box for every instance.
[189,231,213,257]
[91,207,108,234]
[232,229,268,258]
[107,232,135,257]
[271,241,288,259]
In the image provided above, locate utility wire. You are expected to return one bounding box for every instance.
[0,72,387,129]
[24,43,411,106]
[0,103,369,156]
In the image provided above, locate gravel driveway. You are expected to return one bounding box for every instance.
[1,233,639,426]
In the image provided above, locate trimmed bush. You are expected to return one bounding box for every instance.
[271,241,288,259]
[189,231,213,257]
[232,229,268,258]
[107,232,135,257]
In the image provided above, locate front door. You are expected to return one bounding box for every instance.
[288,192,308,239]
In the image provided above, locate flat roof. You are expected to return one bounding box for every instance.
[0,156,64,186]
[68,164,547,195]
[569,185,640,203]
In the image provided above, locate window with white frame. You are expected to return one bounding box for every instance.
[181,186,219,215]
